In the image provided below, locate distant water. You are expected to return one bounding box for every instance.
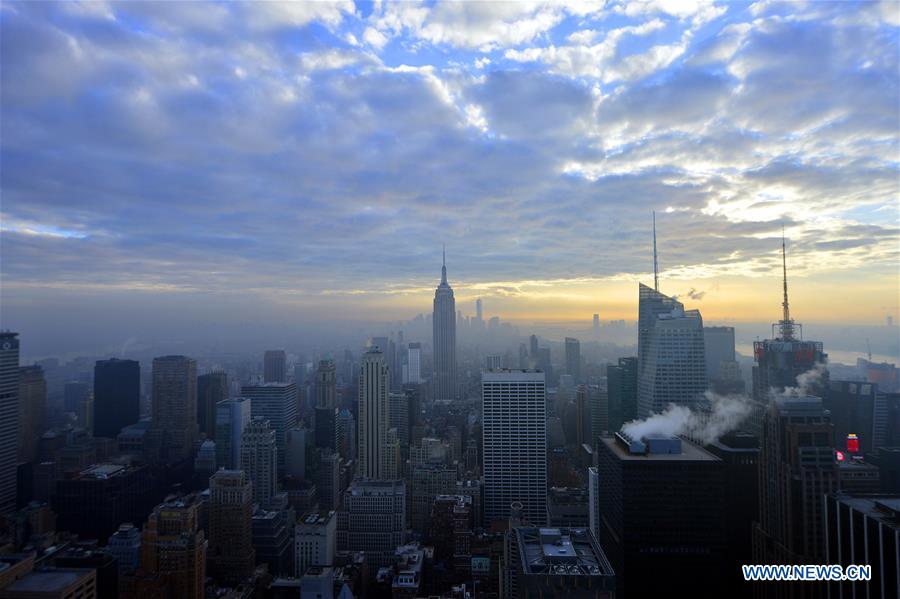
[736,344,897,367]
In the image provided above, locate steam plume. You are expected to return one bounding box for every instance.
[621,392,753,445]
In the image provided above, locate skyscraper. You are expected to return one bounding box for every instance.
[18,365,46,464]
[93,358,140,439]
[264,349,287,383]
[596,433,726,597]
[564,337,581,382]
[636,284,707,418]
[208,469,255,585]
[137,496,206,599]
[149,355,198,463]
[607,357,638,433]
[337,479,406,573]
[753,396,838,569]
[241,417,278,508]
[404,343,421,385]
[752,237,827,403]
[215,397,252,469]
[703,326,736,380]
[242,382,298,477]
[63,381,90,414]
[432,248,457,401]
[482,369,548,526]
[825,492,900,598]
[357,348,390,479]
[197,370,227,440]
[476,298,483,322]
[294,511,336,578]
[315,359,336,408]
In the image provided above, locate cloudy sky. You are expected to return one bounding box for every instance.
[1,0,898,351]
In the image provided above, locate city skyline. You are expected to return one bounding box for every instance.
[1,1,898,343]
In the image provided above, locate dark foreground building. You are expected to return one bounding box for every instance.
[596,432,726,597]
[825,493,900,599]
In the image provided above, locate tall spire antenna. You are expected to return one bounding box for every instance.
[652,211,659,291]
[779,227,795,340]
[440,244,447,285]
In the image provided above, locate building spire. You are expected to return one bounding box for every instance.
[441,244,447,285]
[778,227,796,341]
[652,211,659,292]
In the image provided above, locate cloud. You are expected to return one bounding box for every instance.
[0,0,896,331]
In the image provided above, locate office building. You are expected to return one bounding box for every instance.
[337,479,406,573]
[752,237,827,404]
[316,451,341,511]
[636,284,707,417]
[137,496,206,599]
[408,464,456,531]
[52,463,155,541]
[93,358,140,440]
[502,527,615,599]
[637,283,681,379]
[823,380,879,457]
[432,249,457,401]
[242,382,298,477]
[547,486,589,528]
[295,511,336,577]
[704,326,736,379]
[564,337,581,382]
[404,343,421,385]
[252,506,293,576]
[264,349,287,383]
[215,396,251,469]
[63,381,90,414]
[596,433,726,597]
[825,493,900,598]
[315,406,337,453]
[482,370,548,526]
[18,366,46,464]
[0,332,19,515]
[193,439,217,478]
[336,408,355,462]
[77,392,94,433]
[149,355,198,463]
[107,523,142,574]
[358,348,390,479]
[285,426,311,480]
[874,390,900,451]
[197,370,227,440]
[51,545,118,599]
[0,568,97,599]
[858,357,899,393]
[607,357,639,433]
[706,431,760,596]
[389,391,410,446]
[430,494,474,581]
[241,417,278,508]
[208,469,255,585]
[315,360,336,408]
[753,396,838,568]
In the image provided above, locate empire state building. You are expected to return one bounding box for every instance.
[432,248,457,401]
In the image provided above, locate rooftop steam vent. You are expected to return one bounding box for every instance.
[615,431,646,454]
[644,435,682,455]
